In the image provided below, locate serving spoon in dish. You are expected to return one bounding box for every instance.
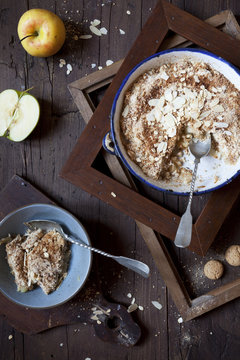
[25,220,150,278]
[174,136,212,248]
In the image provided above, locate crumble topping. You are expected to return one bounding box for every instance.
[2,229,71,294]
[120,60,240,182]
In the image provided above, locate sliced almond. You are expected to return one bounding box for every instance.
[146,111,155,123]
[100,27,108,35]
[172,96,185,110]
[89,25,102,36]
[166,127,176,138]
[199,110,211,120]
[106,60,113,66]
[148,99,160,107]
[163,104,172,114]
[214,122,228,128]
[204,120,211,127]
[79,34,93,39]
[210,98,219,107]
[91,19,101,26]
[160,71,169,81]
[194,75,200,83]
[190,111,200,120]
[211,86,218,93]
[190,98,199,110]
[122,105,129,117]
[157,142,167,154]
[127,303,138,313]
[151,301,163,310]
[164,89,172,102]
[154,110,163,123]
[164,113,176,127]
[212,104,224,113]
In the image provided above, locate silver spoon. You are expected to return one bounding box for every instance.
[174,136,211,248]
[25,219,150,278]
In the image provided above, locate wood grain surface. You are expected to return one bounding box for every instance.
[0,1,240,360]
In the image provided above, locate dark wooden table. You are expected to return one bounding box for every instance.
[0,1,240,359]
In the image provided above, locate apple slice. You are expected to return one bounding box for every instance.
[0,89,40,142]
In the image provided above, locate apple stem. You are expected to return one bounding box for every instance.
[20,87,34,98]
[19,31,38,43]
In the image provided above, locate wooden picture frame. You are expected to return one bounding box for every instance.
[61,3,240,257]
[62,3,240,320]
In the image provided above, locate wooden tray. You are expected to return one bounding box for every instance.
[62,5,240,321]
[0,175,141,346]
[61,3,240,257]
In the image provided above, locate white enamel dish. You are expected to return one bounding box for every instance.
[103,48,240,195]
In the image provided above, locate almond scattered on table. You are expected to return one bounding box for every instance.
[151,301,163,310]
[79,34,92,39]
[106,60,114,66]
[178,317,183,323]
[127,303,138,313]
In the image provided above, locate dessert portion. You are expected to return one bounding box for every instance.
[1,228,70,294]
[120,60,240,183]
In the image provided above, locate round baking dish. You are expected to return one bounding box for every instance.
[103,48,240,195]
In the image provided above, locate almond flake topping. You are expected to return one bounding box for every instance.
[173,96,186,109]
[122,105,129,117]
[157,142,167,154]
[212,104,224,112]
[148,99,160,107]
[214,122,228,128]
[210,98,219,107]
[160,71,169,81]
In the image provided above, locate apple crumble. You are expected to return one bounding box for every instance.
[1,228,70,294]
[120,60,240,182]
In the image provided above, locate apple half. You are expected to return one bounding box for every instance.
[0,89,40,142]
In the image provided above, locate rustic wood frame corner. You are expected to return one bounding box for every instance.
[61,2,240,320]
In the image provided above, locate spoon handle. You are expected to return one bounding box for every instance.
[188,158,200,210]
[66,235,150,278]
[174,158,200,248]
